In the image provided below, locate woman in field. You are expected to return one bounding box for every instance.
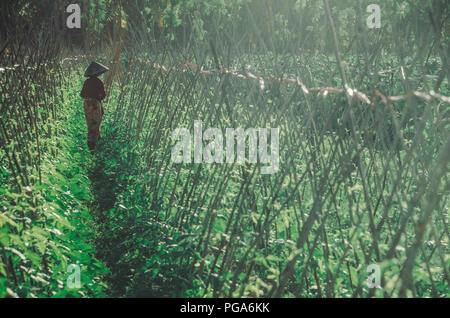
[80,61,108,151]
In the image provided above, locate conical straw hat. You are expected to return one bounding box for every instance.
[84,61,109,77]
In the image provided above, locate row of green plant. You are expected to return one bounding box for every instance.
[0,56,108,297]
[1,0,448,298]
[81,44,448,297]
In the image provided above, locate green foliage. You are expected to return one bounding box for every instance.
[0,63,108,297]
[80,45,448,298]
[1,0,449,299]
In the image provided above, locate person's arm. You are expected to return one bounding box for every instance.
[97,79,106,100]
[80,80,88,98]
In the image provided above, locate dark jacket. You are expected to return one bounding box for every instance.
[80,77,106,101]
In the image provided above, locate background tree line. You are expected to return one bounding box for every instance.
[1,1,448,60]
